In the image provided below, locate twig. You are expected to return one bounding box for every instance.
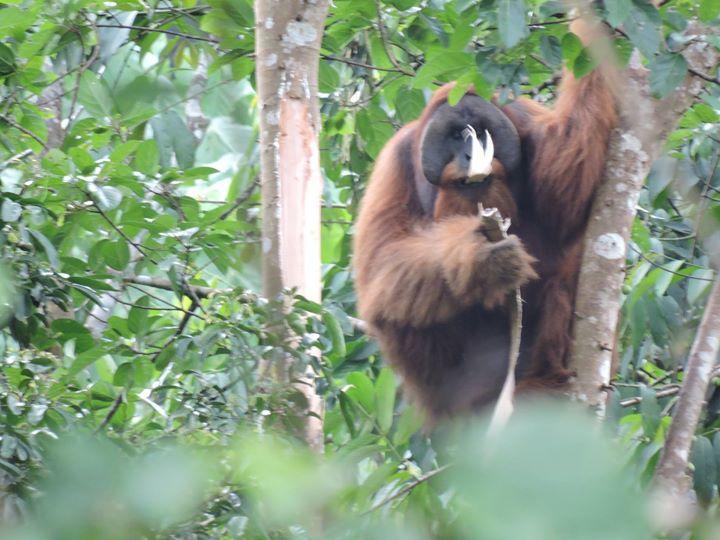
[479,205,522,434]
[94,23,218,43]
[688,67,720,86]
[86,197,153,261]
[373,0,415,76]
[688,150,720,256]
[653,277,720,497]
[0,114,48,150]
[94,393,124,433]
[628,244,715,282]
[321,54,407,74]
[216,177,260,221]
[150,299,200,363]
[363,464,452,514]
[617,366,720,407]
[123,276,231,299]
[0,149,33,169]
[619,385,683,407]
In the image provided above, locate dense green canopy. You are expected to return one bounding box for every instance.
[0,1,719,538]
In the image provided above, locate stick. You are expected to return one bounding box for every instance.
[479,204,523,434]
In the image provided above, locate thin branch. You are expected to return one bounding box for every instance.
[628,245,715,282]
[86,197,152,261]
[123,276,232,299]
[94,23,218,43]
[0,114,48,150]
[363,464,452,514]
[94,393,124,433]
[619,365,720,407]
[216,177,260,222]
[688,67,720,86]
[150,299,200,363]
[619,385,682,407]
[373,0,415,76]
[480,205,522,434]
[321,53,407,74]
[653,277,720,497]
[0,149,33,169]
[689,150,720,256]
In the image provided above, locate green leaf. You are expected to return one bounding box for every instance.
[640,386,661,438]
[113,363,134,388]
[322,310,346,362]
[230,56,254,80]
[394,88,426,123]
[652,259,683,296]
[127,296,150,335]
[624,1,661,58]
[393,406,424,446]
[319,62,340,94]
[345,372,375,414]
[699,0,720,22]
[27,229,59,269]
[497,0,528,48]
[115,75,157,116]
[539,35,562,67]
[691,436,717,505]
[631,220,651,252]
[713,432,720,487]
[151,111,196,170]
[94,186,123,211]
[693,103,718,123]
[649,54,687,98]
[167,113,196,170]
[375,367,396,433]
[561,33,582,65]
[1,199,21,222]
[135,140,159,176]
[133,358,155,388]
[0,42,16,76]
[67,348,105,377]
[448,74,473,106]
[605,0,631,27]
[78,71,115,119]
[100,239,130,271]
[412,51,473,88]
[0,7,34,34]
[687,268,713,305]
[572,49,596,78]
[69,147,95,173]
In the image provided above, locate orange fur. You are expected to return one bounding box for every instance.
[353,23,618,418]
[433,160,516,221]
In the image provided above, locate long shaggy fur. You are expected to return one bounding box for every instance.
[353,25,617,419]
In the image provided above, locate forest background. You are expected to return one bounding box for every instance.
[0,1,720,538]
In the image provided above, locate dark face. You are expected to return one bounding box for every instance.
[420,94,521,187]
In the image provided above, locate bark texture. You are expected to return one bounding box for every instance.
[569,25,719,413]
[653,278,720,498]
[255,0,329,452]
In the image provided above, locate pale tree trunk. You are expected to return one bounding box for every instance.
[255,0,329,452]
[652,278,720,499]
[569,24,719,413]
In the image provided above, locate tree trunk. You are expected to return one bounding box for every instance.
[569,26,719,413]
[652,278,720,497]
[255,0,329,452]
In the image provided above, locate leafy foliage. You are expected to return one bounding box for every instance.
[0,0,718,538]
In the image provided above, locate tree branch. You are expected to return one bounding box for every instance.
[569,20,719,412]
[363,464,452,514]
[652,277,720,498]
[94,23,218,43]
[123,276,231,299]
